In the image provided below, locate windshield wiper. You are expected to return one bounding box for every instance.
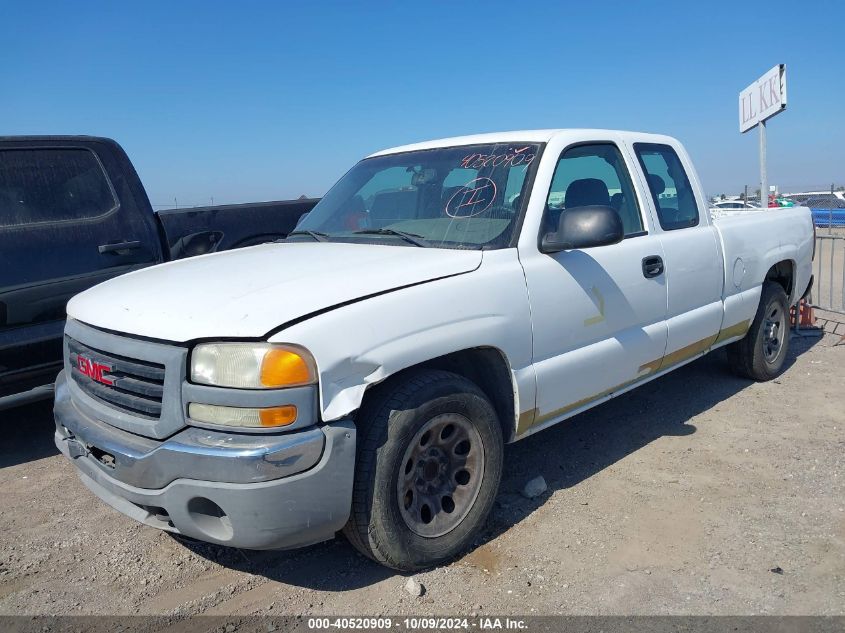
[352,228,431,247]
[285,229,329,242]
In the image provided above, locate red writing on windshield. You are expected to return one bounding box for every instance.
[460,147,535,170]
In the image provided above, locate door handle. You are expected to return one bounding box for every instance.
[98,240,142,255]
[642,255,664,278]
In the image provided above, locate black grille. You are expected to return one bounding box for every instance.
[67,337,165,419]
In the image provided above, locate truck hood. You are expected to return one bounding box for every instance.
[67,242,482,342]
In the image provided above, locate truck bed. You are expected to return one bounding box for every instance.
[712,205,814,312]
[156,199,318,259]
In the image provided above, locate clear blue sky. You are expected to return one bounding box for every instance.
[2,1,843,206]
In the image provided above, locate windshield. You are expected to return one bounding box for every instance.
[293,143,542,249]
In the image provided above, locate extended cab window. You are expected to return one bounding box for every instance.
[0,148,117,227]
[634,143,699,230]
[543,143,644,237]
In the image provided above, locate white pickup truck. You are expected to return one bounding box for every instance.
[55,129,814,571]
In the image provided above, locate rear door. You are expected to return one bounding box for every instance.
[629,142,724,371]
[0,138,160,394]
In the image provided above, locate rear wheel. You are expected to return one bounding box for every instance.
[727,281,790,380]
[343,369,503,571]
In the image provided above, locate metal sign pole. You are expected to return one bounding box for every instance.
[759,120,767,208]
[740,65,786,209]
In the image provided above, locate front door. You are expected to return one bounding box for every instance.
[519,142,668,434]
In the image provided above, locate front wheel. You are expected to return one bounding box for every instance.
[343,370,503,571]
[727,281,790,380]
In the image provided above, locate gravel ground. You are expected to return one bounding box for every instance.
[1,332,843,617]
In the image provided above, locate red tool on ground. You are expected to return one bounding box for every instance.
[791,299,815,327]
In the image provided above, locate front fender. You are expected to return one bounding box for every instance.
[268,249,535,426]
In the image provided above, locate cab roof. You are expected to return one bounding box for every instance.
[367,129,677,157]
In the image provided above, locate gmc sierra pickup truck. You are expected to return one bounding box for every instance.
[54,129,814,571]
[0,136,317,407]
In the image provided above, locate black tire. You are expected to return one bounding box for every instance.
[727,281,790,381]
[343,369,503,571]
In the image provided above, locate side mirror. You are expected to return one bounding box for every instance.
[540,205,624,253]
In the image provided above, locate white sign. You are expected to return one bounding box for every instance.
[739,64,787,133]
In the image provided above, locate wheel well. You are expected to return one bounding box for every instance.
[765,260,794,298]
[419,348,516,442]
[360,347,516,443]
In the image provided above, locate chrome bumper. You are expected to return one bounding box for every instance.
[54,371,357,550]
[54,371,325,487]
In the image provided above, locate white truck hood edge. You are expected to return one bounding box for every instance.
[67,242,483,342]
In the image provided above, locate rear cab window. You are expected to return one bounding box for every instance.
[634,143,699,230]
[0,148,118,227]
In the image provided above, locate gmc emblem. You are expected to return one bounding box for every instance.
[76,355,114,386]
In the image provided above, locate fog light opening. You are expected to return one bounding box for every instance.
[186,497,233,541]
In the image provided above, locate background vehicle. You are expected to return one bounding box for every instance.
[54,129,814,571]
[711,200,760,210]
[0,136,317,407]
[784,191,845,206]
[805,196,845,228]
[804,197,845,209]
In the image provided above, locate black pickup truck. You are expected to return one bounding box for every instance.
[0,136,317,408]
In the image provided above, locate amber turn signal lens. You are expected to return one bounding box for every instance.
[258,405,298,427]
[260,348,316,387]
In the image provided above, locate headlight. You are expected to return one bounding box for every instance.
[190,343,317,389]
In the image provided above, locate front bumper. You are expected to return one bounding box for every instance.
[54,372,356,550]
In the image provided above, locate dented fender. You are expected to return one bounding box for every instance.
[268,249,536,429]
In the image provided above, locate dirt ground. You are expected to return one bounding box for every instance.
[1,331,843,617]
